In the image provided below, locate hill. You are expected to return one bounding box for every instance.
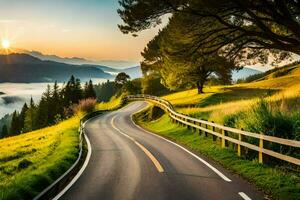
[24,50,139,68]
[0,116,79,199]
[0,54,113,83]
[162,63,300,126]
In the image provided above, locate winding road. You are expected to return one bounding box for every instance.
[60,101,264,200]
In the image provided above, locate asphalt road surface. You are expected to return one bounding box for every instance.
[60,101,264,200]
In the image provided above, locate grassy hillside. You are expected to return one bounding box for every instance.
[163,64,300,129]
[0,117,80,200]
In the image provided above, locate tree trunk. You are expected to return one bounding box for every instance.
[197,81,204,94]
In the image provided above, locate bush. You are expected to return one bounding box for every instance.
[71,98,97,114]
[18,159,33,170]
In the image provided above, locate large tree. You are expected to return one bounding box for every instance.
[115,72,131,87]
[141,13,238,93]
[118,0,300,65]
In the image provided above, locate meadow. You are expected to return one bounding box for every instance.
[163,64,300,142]
[0,117,80,200]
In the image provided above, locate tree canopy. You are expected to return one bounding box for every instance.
[118,0,300,65]
[140,11,238,93]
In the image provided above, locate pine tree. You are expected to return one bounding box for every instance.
[51,81,63,122]
[10,111,20,135]
[1,124,8,138]
[84,80,96,99]
[19,103,28,133]
[24,98,37,132]
[35,96,48,128]
[73,78,83,103]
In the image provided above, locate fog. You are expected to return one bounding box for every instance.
[0,78,107,118]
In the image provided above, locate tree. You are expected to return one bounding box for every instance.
[84,80,97,99]
[1,124,8,137]
[24,98,37,132]
[94,80,119,102]
[118,0,300,65]
[141,13,238,93]
[10,111,20,135]
[142,74,169,95]
[115,72,130,87]
[62,75,84,107]
[19,103,28,133]
[50,81,63,121]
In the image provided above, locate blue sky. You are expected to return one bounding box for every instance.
[0,0,163,62]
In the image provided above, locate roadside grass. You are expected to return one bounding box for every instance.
[0,116,80,200]
[97,95,123,110]
[135,112,300,200]
[162,65,300,127]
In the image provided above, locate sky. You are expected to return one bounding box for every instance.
[0,0,164,63]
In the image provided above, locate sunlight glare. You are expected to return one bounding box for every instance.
[2,39,10,49]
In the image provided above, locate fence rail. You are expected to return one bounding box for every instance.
[33,110,106,200]
[126,94,300,166]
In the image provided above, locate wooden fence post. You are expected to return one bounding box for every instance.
[198,122,202,135]
[238,129,242,157]
[205,124,208,137]
[259,134,263,164]
[221,128,228,148]
[212,121,217,141]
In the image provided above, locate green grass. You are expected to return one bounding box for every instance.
[0,117,80,200]
[162,64,300,126]
[0,93,124,200]
[135,111,300,200]
[97,95,124,110]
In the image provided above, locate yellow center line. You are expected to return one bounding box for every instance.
[134,141,164,173]
[111,116,164,173]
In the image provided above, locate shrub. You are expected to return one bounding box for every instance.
[71,98,97,114]
[18,159,33,170]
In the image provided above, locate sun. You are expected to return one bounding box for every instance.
[2,39,10,49]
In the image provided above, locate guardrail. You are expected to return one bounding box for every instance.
[34,97,128,200]
[126,94,300,166]
[33,110,105,200]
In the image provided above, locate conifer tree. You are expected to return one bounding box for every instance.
[24,97,37,132]
[51,81,63,122]
[10,111,20,135]
[84,80,96,99]
[1,124,8,137]
[19,103,28,133]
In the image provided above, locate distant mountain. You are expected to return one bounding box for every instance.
[232,67,262,80]
[122,66,142,79]
[24,50,139,68]
[0,53,114,83]
[23,50,143,79]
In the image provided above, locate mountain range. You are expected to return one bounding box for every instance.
[23,50,139,68]
[0,53,142,83]
[0,50,261,83]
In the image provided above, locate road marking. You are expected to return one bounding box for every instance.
[130,110,232,182]
[53,132,92,200]
[238,192,252,200]
[111,115,164,173]
[134,141,164,172]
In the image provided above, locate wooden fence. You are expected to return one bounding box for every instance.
[126,94,300,166]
